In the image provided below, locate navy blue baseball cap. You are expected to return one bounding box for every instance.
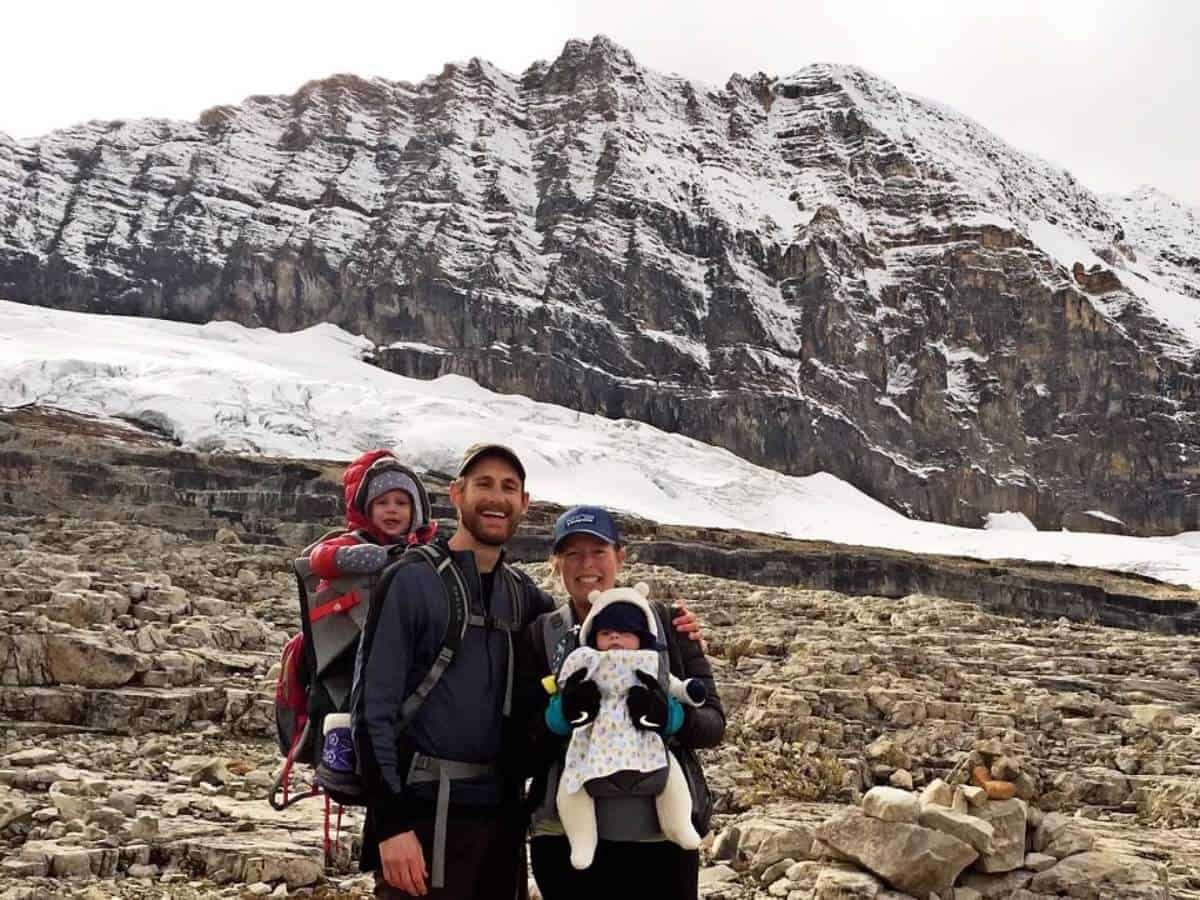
[552,505,620,551]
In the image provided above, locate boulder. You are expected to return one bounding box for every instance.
[3,748,57,767]
[1051,768,1130,807]
[1024,852,1056,871]
[1032,813,1094,859]
[1029,851,1168,899]
[44,633,143,687]
[972,799,1026,873]
[958,869,1033,898]
[699,864,738,886]
[751,825,815,875]
[1129,705,1175,732]
[816,809,978,899]
[918,806,995,854]
[862,787,921,824]
[958,786,987,809]
[919,779,953,809]
[815,866,884,899]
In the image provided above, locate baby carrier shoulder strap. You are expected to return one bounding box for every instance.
[541,606,579,678]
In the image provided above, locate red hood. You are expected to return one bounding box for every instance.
[341,449,402,541]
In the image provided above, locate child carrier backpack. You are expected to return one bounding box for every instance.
[270,527,374,812]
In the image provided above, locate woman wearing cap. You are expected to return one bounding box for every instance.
[518,506,725,900]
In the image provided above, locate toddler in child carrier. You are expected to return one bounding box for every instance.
[270,450,434,819]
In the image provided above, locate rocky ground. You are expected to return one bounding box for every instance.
[2,411,1200,898]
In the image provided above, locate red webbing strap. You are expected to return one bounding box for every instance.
[323,792,332,862]
[280,717,307,806]
[308,591,362,624]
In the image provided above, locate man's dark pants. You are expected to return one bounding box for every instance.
[373,809,528,900]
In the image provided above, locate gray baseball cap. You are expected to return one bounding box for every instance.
[457,442,526,483]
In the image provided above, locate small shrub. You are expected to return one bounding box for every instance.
[742,744,847,804]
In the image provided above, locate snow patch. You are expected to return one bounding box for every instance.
[5,299,1200,588]
[1029,219,1200,352]
[984,512,1037,532]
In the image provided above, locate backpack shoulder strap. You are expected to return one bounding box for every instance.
[498,564,526,629]
[395,543,471,728]
[648,601,676,689]
[651,602,682,669]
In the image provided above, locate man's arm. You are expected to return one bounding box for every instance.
[356,566,424,841]
[524,577,558,618]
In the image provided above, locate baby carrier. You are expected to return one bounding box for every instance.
[535,594,713,840]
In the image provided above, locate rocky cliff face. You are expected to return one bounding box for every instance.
[2,36,1199,533]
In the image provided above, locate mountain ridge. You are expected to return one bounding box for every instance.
[2,34,1197,534]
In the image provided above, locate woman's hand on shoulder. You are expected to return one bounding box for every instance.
[671,604,706,647]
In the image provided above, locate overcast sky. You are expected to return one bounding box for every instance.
[5,0,1197,205]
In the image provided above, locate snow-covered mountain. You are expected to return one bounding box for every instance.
[1,36,1198,534]
[4,297,1200,588]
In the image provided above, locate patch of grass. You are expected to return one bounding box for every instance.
[742,744,847,804]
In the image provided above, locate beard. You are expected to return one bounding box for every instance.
[459,501,522,546]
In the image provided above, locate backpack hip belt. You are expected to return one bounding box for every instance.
[407,753,498,890]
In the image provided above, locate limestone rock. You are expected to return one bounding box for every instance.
[918,806,995,854]
[1024,852,1056,872]
[816,809,978,899]
[815,866,885,899]
[1031,813,1094,859]
[1029,851,1168,899]
[1051,768,1131,807]
[957,786,987,809]
[972,799,1026,873]
[699,864,738,886]
[3,748,57,767]
[751,825,814,875]
[710,825,740,863]
[958,869,1033,898]
[1130,705,1175,732]
[919,779,953,809]
[862,787,921,824]
[44,633,144,688]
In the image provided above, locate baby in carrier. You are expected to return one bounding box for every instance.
[554,583,707,869]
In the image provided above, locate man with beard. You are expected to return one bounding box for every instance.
[355,443,554,899]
